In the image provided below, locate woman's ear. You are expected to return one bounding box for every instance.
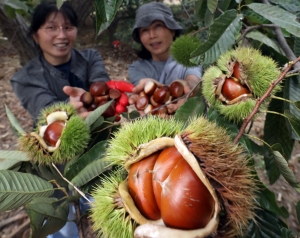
[32,33,39,45]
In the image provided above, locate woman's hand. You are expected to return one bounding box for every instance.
[63,86,91,119]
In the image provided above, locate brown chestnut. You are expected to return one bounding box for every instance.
[98,101,116,118]
[94,95,109,104]
[169,81,184,98]
[135,96,149,111]
[221,77,250,101]
[80,91,93,107]
[128,151,161,220]
[87,102,98,112]
[108,88,121,100]
[144,81,157,95]
[43,120,65,147]
[90,81,108,96]
[153,86,170,104]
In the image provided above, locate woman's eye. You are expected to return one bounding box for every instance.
[46,26,55,30]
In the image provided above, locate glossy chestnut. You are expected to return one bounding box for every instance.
[169,81,184,98]
[43,120,65,147]
[221,77,250,101]
[90,81,108,96]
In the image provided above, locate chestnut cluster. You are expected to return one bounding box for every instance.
[80,80,134,120]
[128,146,215,230]
[134,81,185,116]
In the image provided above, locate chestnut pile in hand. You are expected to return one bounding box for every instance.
[80,80,134,120]
[128,146,215,230]
[135,80,185,116]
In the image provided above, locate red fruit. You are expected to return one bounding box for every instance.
[106,80,117,89]
[160,157,215,230]
[43,120,65,147]
[118,93,129,107]
[115,103,128,114]
[221,77,250,101]
[128,152,161,220]
[90,81,108,96]
[115,80,134,93]
[152,146,183,210]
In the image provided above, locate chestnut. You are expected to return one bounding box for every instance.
[94,95,109,104]
[90,81,108,96]
[128,151,161,220]
[43,120,65,147]
[87,102,98,112]
[169,81,184,98]
[98,101,116,118]
[135,96,149,111]
[144,81,157,95]
[108,88,121,100]
[221,77,250,101]
[153,86,170,104]
[80,91,93,107]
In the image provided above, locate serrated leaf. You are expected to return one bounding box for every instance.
[269,0,300,15]
[190,10,242,65]
[64,141,108,180]
[271,147,300,193]
[284,110,300,138]
[0,150,30,170]
[248,3,300,37]
[69,159,110,190]
[5,104,25,135]
[174,96,205,121]
[85,100,112,127]
[256,186,289,218]
[244,209,283,237]
[0,170,54,212]
[207,0,218,14]
[243,9,271,24]
[246,31,285,55]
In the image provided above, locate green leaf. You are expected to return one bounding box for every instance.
[65,141,108,180]
[295,37,300,56]
[256,186,289,218]
[293,101,300,111]
[5,104,25,135]
[207,0,218,14]
[174,96,206,121]
[296,200,300,225]
[245,31,285,55]
[264,148,281,184]
[0,170,54,212]
[191,10,242,65]
[56,0,63,9]
[94,0,124,35]
[85,100,112,127]
[0,150,30,170]
[284,110,300,138]
[248,3,300,37]
[244,209,283,237]
[27,199,69,238]
[269,0,300,15]
[3,0,28,11]
[242,9,271,24]
[69,159,110,190]
[271,146,300,193]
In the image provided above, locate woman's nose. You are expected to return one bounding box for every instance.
[149,29,156,38]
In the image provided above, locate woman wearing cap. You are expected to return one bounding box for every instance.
[128,2,201,114]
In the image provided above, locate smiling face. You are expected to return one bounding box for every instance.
[139,20,175,62]
[33,12,77,65]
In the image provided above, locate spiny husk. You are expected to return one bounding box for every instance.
[171,34,202,67]
[90,168,137,238]
[36,102,77,125]
[181,116,258,237]
[217,47,281,97]
[18,104,90,165]
[105,115,185,167]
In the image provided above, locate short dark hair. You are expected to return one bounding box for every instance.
[28,1,78,51]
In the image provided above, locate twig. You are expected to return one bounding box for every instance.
[6,218,30,238]
[234,56,300,144]
[74,201,85,238]
[51,163,91,203]
[0,213,27,229]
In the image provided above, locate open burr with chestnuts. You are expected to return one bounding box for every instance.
[134,80,186,116]
[80,80,134,121]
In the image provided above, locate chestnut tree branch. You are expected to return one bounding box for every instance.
[233,56,300,144]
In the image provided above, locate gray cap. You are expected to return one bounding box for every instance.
[132,2,183,43]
